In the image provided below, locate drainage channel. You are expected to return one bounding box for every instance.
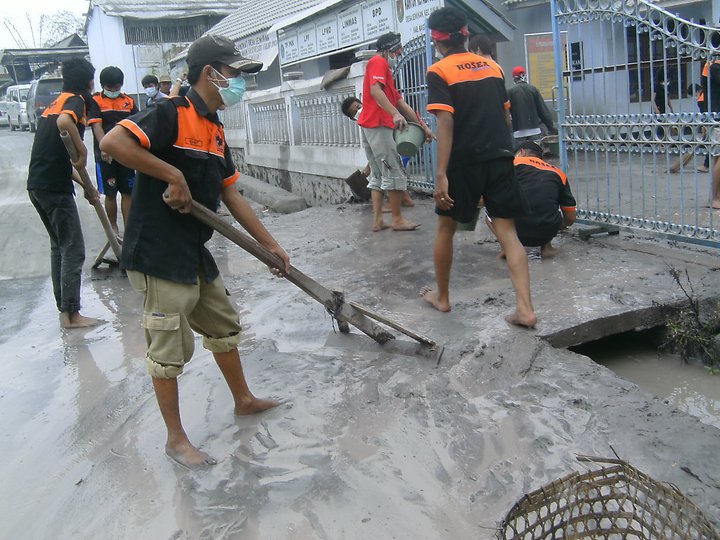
[569,328,720,430]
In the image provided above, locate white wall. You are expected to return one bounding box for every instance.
[86,7,140,96]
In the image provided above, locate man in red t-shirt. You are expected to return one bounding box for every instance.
[358,32,433,231]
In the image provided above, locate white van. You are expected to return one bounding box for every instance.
[6,84,31,131]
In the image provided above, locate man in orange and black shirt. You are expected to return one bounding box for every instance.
[101,34,290,470]
[90,66,138,234]
[27,58,103,329]
[486,142,576,258]
[423,6,536,328]
[702,58,720,208]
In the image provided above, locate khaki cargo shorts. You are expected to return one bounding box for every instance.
[127,270,241,379]
[361,126,408,192]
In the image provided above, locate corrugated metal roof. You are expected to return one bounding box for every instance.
[92,0,239,19]
[504,0,702,8]
[210,0,325,41]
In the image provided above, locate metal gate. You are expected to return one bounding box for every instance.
[552,0,720,246]
[394,34,436,192]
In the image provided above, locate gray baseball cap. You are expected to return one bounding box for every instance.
[187,34,262,73]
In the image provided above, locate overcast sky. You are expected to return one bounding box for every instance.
[0,0,89,49]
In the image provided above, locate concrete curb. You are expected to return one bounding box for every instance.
[236,174,308,214]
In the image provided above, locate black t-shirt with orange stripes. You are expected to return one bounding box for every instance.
[427,49,514,167]
[90,92,138,161]
[27,92,95,193]
[116,88,240,284]
[513,156,576,240]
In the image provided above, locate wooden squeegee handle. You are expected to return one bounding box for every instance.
[189,200,394,345]
[59,131,122,260]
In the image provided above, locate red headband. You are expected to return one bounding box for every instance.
[430,26,469,41]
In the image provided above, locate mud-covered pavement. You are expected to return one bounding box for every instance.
[1,128,719,539]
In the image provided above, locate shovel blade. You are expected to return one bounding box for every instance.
[325,332,444,363]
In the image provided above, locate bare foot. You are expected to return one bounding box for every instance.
[697,165,709,173]
[420,286,451,312]
[373,222,390,232]
[392,219,420,231]
[540,245,560,258]
[235,397,280,416]
[166,441,217,469]
[61,312,104,328]
[504,311,538,329]
[401,195,415,207]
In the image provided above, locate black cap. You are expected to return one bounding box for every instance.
[376,32,402,52]
[517,141,544,156]
[187,34,262,73]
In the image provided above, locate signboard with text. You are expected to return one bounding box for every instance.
[236,30,278,72]
[362,0,394,41]
[524,32,567,100]
[297,24,317,58]
[396,0,441,44]
[316,15,339,53]
[279,32,299,64]
[277,0,436,66]
[338,5,363,47]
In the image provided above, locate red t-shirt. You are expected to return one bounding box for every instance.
[358,54,402,129]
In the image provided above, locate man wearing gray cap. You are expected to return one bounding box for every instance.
[101,34,291,469]
[358,31,433,232]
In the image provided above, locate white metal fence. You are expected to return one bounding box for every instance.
[293,91,360,147]
[553,0,720,246]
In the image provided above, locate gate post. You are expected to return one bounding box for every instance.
[551,0,568,171]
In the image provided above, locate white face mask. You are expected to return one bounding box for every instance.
[388,55,398,69]
[353,107,362,122]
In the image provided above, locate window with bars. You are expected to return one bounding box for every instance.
[123,16,223,45]
[626,25,692,103]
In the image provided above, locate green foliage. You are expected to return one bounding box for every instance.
[663,267,720,372]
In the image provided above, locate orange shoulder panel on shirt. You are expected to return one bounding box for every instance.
[514,155,568,184]
[174,101,226,158]
[42,92,82,124]
[117,118,151,149]
[223,170,240,187]
[93,93,135,113]
[428,52,505,86]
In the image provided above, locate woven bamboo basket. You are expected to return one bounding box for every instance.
[498,457,718,540]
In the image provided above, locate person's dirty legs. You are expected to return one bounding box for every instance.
[491,217,537,328]
[422,216,455,312]
[152,377,218,469]
[213,349,280,416]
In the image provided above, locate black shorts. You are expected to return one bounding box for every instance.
[517,226,559,247]
[436,157,528,223]
[96,161,135,196]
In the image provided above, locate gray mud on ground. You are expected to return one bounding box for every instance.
[1,192,719,539]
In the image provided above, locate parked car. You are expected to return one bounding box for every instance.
[27,77,63,133]
[6,84,31,131]
[0,99,8,128]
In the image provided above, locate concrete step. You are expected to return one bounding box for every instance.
[236,174,308,214]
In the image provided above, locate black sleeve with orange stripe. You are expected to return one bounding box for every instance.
[87,96,102,125]
[558,176,576,211]
[222,142,240,187]
[63,94,89,125]
[427,71,454,115]
[117,99,178,151]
